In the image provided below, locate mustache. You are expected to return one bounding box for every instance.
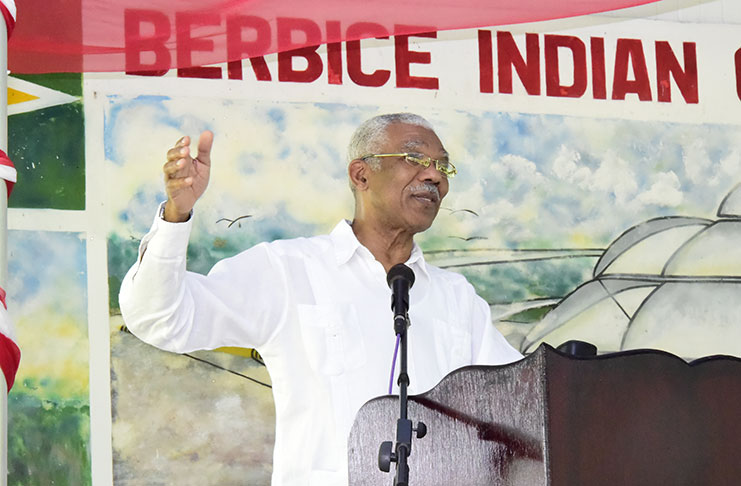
[408,183,440,201]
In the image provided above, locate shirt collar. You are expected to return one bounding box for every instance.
[330,220,430,280]
[407,240,430,281]
[330,220,364,266]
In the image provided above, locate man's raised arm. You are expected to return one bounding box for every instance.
[119,130,288,353]
[118,131,215,352]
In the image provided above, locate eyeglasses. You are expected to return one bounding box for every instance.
[361,152,457,178]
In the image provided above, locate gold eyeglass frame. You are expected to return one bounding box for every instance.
[361,153,457,178]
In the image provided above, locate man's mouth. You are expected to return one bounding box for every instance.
[411,193,438,204]
[408,183,440,205]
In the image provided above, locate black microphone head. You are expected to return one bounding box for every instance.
[387,263,415,289]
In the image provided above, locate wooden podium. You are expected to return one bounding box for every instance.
[348,344,741,485]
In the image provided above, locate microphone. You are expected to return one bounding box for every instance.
[387,264,415,334]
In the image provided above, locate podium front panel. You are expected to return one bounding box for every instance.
[348,354,547,485]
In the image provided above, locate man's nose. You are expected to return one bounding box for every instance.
[420,163,444,184]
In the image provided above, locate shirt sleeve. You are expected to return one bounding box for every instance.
[470,290,524,365]
[119,205,290,353]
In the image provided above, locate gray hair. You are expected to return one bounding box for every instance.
[347,113,435,171]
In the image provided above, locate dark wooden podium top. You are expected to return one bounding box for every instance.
[348,344,741,486]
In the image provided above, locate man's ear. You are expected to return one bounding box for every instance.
[348,159,369,191]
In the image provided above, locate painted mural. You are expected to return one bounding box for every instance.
[101,94,741,482]
[5,4,741,484]
[6,231,90,485]
[6,74,90,485]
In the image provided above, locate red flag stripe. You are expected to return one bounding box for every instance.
[0,333,19,391]
[0,1,15,38]
[0,150,16,199]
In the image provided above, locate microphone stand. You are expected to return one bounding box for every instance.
[379,265,427,486]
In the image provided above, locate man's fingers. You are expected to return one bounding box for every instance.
[166,134,191,162]
[162,132,209,198]
[196,130,214,165]
[163,157,191,177]
[166,144,191,163]
[164,133,198,177]
[165,175,194,191]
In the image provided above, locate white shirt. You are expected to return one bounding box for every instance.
[119,211,523,486]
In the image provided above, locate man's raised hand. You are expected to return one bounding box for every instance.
[162,131,214,222]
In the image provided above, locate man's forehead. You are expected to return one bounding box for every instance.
[388,123,448,156]
[401,138,449,157]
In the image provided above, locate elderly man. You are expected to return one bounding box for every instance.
[119,113,522,486]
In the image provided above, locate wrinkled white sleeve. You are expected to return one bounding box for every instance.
[119,206,289,354]
[470,289,524,365]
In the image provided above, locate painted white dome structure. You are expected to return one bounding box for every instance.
[523,184,741,359]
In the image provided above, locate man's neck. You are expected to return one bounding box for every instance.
[350,219,415,273]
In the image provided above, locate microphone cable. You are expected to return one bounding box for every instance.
[388,333,401,394]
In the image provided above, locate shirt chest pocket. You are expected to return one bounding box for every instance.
[432,318,472,371]
[297,303,367,376]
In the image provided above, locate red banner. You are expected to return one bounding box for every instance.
[9,0,659,74]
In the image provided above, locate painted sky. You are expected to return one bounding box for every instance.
[7,230,89,399]
[105,95,741,254]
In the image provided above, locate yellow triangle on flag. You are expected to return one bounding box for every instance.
[8,87,40,105]
[7,77,78,115]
